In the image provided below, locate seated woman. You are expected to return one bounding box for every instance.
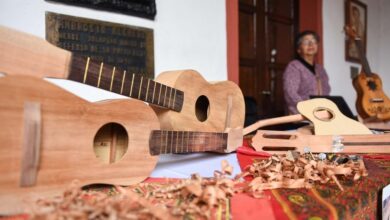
[283,30,331,114]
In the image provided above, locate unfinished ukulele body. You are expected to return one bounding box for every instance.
[152,69,245,132]
[0,26,245,132]
[251,98,390,154]
[0,75,160,214]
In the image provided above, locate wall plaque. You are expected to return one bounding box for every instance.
[46,12,154,79]
[46,0,156,20]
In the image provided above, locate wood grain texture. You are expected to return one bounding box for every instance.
[20,102,41,187]
[152,69,245,132]
[251,130,390,154]
[0,75,159,214]
[149,131,228,155]
[353,73,390,120]
[68,55,184,112]
[0,25,184,112]
[297,98,372,135]
[0,25,71,78]
[0,26,244,128]
[148,128,243,155]
[242,98,369,136]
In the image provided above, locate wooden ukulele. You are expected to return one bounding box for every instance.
[0,75,242,214]
[151,69,245,131]
[243,98,371,135]
[345,26,390,120]
[0,25,245,131]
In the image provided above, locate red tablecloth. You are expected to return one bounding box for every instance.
[235,140,390,220]
[1,142,389,220]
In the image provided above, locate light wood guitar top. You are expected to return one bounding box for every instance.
[152,69,245,132]
[297,98,372,135]
[0,75,160,214]
[0,25,245,132]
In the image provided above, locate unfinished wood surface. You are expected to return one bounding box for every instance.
[0,25,184,112]
[242,110,334,135]
[297,98,372,135]
[0,75,160,214]
[68,56,184,112]
[243,114,307,135]
[0,25,71,78]
[361,119,390,131]
[152,69,245,132]
[0,26,244,131]
[252,130,390,154]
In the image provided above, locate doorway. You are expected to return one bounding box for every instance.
[238,0,299,119]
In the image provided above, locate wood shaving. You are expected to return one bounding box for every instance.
[30,160,238,220]
[30,181,175,220]
[242,153,368,196]
[29,155,368,219]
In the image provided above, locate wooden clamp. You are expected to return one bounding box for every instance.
[251,130,390,154]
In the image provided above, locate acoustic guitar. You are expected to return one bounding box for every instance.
[0,75,242,214]
[345,26,390,120]
[0,25,245,131]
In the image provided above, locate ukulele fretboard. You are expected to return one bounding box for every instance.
[149,130,228,155]
[354,38,373,77]
[67,55,184,112]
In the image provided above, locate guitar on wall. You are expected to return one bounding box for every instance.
[0,75,242,214]
[345,25,390,120]
[0,25,245,132]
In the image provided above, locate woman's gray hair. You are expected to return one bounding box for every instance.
[295,30,320,49]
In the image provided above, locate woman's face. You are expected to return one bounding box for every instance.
[297,34,318,57]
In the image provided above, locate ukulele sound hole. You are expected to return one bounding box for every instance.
[313,107,334,121]
[93,123,129,164]
[195,95,210,122]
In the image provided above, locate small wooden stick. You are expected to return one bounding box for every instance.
[224,95,233,130]
[20,102,41,187]
[109,126,118,164]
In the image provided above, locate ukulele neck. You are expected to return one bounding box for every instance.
[354,38,373,77]
[149,130,230,155]
[68,55,184,112]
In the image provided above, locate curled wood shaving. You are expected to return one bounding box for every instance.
[143,160,238,219]
[30,160,237,220]
[242,153,368,196]
[29,156,368,219]
[30,181,175,220]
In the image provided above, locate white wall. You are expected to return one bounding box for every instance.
[0,0,227,101]
[2,0,389,112]
[323,0,390,114]
[378,0,390,93]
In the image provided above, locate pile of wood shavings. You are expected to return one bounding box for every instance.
[30,160,238,220]
[242,153,368,197]
[29,155,368,219]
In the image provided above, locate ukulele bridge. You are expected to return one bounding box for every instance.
[369,98,384,103]
[332,136,344,152]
